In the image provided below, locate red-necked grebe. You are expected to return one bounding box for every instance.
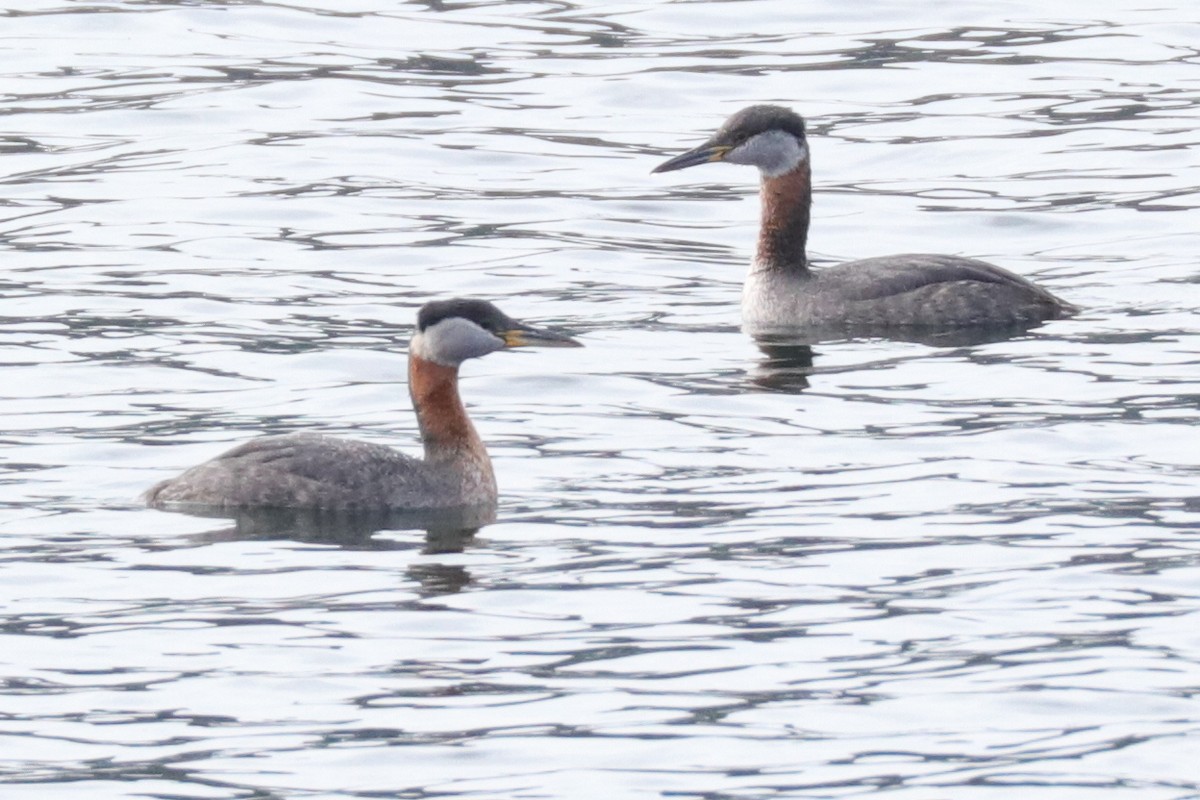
[145,299,581,511]
[653,105,1077,331]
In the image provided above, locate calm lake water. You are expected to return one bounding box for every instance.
[2,1,1198,798]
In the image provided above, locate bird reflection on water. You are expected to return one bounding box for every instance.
[747,322,1046,392]
[178,503,492,553]
[749,334,816,392]
[174,504,491,595]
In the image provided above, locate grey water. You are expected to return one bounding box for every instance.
[2,1,1198,798]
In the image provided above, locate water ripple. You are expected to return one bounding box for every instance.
[1,2,1198,798]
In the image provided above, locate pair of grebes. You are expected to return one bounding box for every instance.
[147,106,1076,513]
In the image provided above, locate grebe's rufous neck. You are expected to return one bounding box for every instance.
[653,104,1077,332]
[145,298,581,512]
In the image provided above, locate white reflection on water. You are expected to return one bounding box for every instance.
[1,1,1198,798]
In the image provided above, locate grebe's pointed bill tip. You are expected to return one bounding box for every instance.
[652,144,731,174]
[501,326,582,349]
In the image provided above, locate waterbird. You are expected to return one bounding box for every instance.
[653,105,1077,333]
[145,298,581,511]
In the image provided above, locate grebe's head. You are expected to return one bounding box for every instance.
[652,105,809,179]
[411,298,581,367]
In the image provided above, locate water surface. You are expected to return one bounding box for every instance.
[1,1,1198,798]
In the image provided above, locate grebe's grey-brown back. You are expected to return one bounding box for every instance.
[653,105,1076,332]
[145,299,580,512]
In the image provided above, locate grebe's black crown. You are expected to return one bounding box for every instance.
[418,298,513,334]
[713,105,807,145]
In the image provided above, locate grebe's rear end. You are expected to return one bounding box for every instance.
[653,105,1076,332]
[145,298,580,512]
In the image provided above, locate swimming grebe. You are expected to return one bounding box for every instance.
[145,298,580,511]
[653,105,1077,332]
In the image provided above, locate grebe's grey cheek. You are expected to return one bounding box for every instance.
[725,130,809,178]
[411,317,505,366]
